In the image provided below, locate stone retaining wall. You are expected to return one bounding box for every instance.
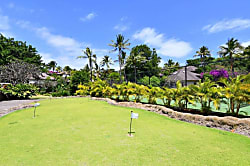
[91,97,250,137]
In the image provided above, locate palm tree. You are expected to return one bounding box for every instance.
[219,75,249,116]
[63,65,72,74]
[218,38,243,74]
[56,66,62,72]
[109,34,130,83]
[92,54,100,78]
[100,55,113,69]
[126,52,145,83]
[47,61,57,71]
[194,46,211,71]
[77,47,94,82]
[243,45,250,56]
[191,79,221,113]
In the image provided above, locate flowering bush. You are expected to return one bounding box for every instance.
[209,69,228,80]
[201,69,229,81]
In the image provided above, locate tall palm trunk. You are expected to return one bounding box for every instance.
[230,53,234,76]
[89,58,93,82]
[118,49,122,83]
[134,65,137,83]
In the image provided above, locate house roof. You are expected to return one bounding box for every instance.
[29,73,55,80]
[166,67,200,82]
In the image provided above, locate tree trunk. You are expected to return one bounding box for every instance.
[124,68,127,83]
[185,98,188,109]
[236,103,240,116]
[89,59,93,82]
[134,66,136,84]
[230,98,235,114]
[119,49,122,83]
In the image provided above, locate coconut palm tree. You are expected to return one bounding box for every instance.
[56,66,62,72]
[100,55,113,69]
[92,54,100,79]
[47,61,57,71]
[243,45,250,56]
[77,47,94,82]
[63,66,72,74]
[109,34,130,83]
[126,52,146,83]
[218,38,243,74]
[194,46,211,71]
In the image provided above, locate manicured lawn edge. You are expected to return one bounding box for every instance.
[91,97,250,137]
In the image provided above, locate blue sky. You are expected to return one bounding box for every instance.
[1,0,250,69]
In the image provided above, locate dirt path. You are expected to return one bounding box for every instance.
[0,99,39,117]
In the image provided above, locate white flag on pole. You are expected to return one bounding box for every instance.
[131,112,139,119]
[34,103,40,107]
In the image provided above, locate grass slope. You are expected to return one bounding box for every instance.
[0,98,249,165]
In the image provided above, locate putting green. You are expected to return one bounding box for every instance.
[0,98,249,165]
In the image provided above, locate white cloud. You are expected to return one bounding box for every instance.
[40,52,56,63]
[242,41,250,47]
[120,16,128,21]
[114,16,130,32]
[133,27,192,58]
[114,24,129,32]
[159,59,165,67]
[7,3,15,9]
[0,13,15,38]
[0,14,10,30]
[80,12,97,22]
[203,18,250,33]
[16,21,111,69]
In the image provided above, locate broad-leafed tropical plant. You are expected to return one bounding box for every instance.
[148,87,162,104]
[89,79,108,97]
[219,75,250,116]
[191,79,221,113]
[161,87,174,107]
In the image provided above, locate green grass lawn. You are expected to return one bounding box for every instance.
[0,98,249,165]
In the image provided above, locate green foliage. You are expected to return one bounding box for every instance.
[109,34,130,83]
[219,75,250,116]
[138,76,161,87]
[89,79,108,97]
[69,69,90,94]
[0,84,38,99]
[126,45,161,82]
[0,34,42,66]
[75,74,249,117]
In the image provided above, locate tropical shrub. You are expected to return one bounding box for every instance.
[148,87,162,104]
[191,79,221,113]
[219,75,250,116]
[74,75,249,117]
[89,79,108,97]
[0,83,38,99]
[75,84,89,96]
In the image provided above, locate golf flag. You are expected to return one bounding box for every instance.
[131,112,139,119]
[34,103,40,107]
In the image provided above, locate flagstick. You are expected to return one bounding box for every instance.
[129,111,133,136]
[33,107,36,118]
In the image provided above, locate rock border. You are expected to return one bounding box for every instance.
[0,104,34,118]
[91,97,250,137]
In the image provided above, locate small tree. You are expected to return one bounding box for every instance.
[0,61,40,85]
